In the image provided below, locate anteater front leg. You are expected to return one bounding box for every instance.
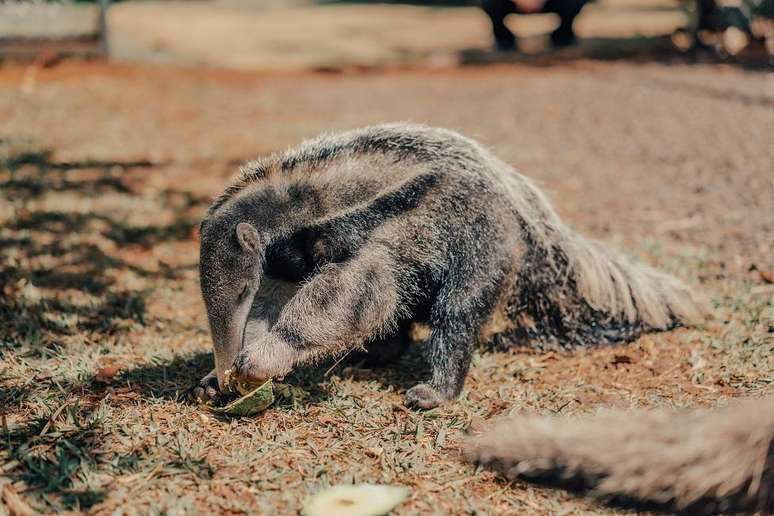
[231,244,403,383]
[406,283,494,409]
[191,369,220,403]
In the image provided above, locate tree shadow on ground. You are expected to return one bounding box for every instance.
[121,351,214,402]
[335,344,431,392]
[0,144,210,448]
[0,145,216,511]
[109,341,432,411]
[1,398,110,511]
[113,351,338,408]
[280,343,432,409]
[0,147,208,351]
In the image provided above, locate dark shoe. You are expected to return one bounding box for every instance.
[494,31,518,52]
[550,28,577,47]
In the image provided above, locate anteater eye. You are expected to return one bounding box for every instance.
[239,285,249,300]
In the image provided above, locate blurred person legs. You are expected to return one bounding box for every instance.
[481,0,588,51]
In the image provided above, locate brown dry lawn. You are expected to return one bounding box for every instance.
[1,59,772,514]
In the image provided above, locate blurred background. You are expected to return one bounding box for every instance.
[1,0,772,67]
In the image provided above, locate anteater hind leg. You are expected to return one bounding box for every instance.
[405,288,492,409]
[346,322,411,368]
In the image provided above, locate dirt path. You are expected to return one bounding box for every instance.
[0,60,772,514]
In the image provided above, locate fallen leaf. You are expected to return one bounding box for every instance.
[95,365,121,383]
[302,484,409,516]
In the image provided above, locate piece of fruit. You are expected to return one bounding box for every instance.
[210,376,274,417]
[302,484,410,516]
[223,368,262,396]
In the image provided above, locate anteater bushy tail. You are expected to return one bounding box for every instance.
[463,396,774,513]
[565,234,705,330]
[504,171,706,337]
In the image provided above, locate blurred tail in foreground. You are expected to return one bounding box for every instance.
[464,396,774,513]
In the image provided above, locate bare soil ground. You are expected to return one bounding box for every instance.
[0,59,772,514]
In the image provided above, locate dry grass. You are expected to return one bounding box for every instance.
[0,60,772,514]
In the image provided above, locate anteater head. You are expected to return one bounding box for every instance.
[199,217,266,389]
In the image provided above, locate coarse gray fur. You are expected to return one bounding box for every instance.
[463,395,774,513]
[194,123,704,408]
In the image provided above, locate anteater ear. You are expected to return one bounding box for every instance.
[235,222,261,254]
